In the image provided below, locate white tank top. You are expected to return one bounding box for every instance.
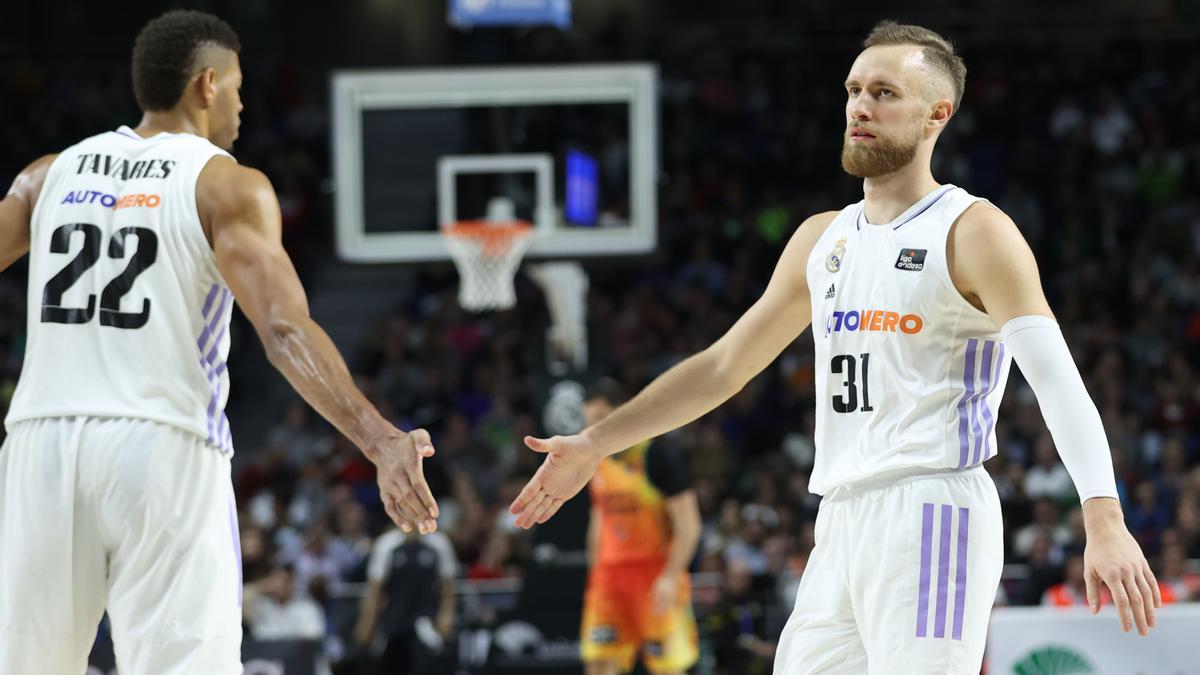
[7,126,237,455]
[805,185,1012,495]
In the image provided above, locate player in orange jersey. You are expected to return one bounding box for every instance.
[580,379,702,675]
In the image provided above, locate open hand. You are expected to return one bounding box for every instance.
[372,428,439,533]
[1083,501,1161,635]
[509,434,606,529]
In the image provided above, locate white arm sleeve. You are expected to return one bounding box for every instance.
[1001,315,1119,503]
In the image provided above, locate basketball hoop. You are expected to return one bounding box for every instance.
[442,220,535,311]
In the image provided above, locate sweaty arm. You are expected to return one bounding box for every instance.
[583,212,835,456]
[199,157,438,532]
[950,203,1117,503]
[0,155,57,273]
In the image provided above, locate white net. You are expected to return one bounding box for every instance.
[443,222,535,311]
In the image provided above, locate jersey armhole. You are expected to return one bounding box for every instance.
[936,198,995,323]
[191,150,236,284]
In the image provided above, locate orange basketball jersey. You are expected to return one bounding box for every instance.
[590,441,673,566]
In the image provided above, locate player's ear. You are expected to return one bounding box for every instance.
[927,97,953,132]
[195,67,219,109]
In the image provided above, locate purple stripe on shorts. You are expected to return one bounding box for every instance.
[934,504,952,638]
[957,339,978,468]
[952,507,970,640]
[981,345,1006,462]
[229,494,242,607]
[201,283,220,318]
[916,503,934,637]
[970,341,996,466]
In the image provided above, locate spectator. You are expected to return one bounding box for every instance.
[1041,551,1100,607]
[243,564,325,641]
[294,520,343,595]
[1157,543,1199,603]
[329,500,374,581]
[705,559,775,675]
[1013,498,1071,562]
[1022,434,1075,503]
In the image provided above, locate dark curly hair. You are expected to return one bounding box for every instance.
[131,10,241,112]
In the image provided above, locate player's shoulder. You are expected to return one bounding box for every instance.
[198,156,272,195]
[780,210,841,263]
[9,154,60,208]
[952,200,1025,248]
[800,210,841,233]
[196,158,276,222]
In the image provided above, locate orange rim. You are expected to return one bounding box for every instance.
[443,220,534,255]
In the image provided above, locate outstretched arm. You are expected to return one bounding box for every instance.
[0,155,57,273]
[952,202,1159,635]
[199,157,438,533]
[510,211,838,528]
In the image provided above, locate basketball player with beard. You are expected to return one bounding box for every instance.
[509,21,1159,673]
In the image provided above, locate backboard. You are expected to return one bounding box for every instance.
[331,64,658,262]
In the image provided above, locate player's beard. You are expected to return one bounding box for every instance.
[841,124,922,178]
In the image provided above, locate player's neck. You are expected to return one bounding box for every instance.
[860,166,941,225]
[133,110,207,140]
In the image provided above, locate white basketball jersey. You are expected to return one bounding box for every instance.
[806,185,1012,495]
[6,126,237,454]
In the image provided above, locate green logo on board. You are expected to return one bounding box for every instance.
[1013,645,1095,675]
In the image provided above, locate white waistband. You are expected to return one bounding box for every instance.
[822,466,985,502]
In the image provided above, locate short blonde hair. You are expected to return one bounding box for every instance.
[863,20,966,109]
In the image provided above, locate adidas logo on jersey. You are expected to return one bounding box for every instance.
[825,284,836,300]
[895,248,927,271]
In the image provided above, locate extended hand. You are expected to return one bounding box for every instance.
[372,428,439,533]
[509,434,606,529]
[1083,501,1161,635]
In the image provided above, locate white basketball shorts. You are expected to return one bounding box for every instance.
[774,466,1003,674]
[0,416,243,675]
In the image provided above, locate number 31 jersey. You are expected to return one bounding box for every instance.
[7,126,237,454]
[805,185,1013,495]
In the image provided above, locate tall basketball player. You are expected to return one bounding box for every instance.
[511,21,1159,673]
[0,11,438,674]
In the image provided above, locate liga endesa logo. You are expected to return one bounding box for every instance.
[824,309,924,337]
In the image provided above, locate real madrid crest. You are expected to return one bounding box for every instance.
[826,238,847,273]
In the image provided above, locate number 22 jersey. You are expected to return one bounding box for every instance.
[805,185,1013,495]
[7,126,237,454]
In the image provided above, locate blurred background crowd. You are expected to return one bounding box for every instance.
[1,2,1199,674]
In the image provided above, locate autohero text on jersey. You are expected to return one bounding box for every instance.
[60,191,161,209]
[824,309,925,337]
